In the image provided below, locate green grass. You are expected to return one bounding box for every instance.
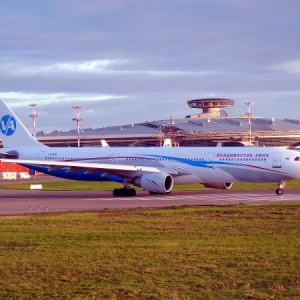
[0,204,300,299]
[0,180,123,191]
[0,179,299,191]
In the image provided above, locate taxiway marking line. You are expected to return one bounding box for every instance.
[83,194,300,202]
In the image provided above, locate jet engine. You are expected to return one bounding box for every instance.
[203,182,233,190]
[135,172,174,194]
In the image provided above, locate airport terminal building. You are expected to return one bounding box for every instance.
[34,98,300,148]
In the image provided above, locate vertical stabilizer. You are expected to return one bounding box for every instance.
[0,100,46,148]
[163,138,172,148]
[101,139,109,147]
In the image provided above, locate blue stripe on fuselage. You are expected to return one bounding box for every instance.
[142,154,238,168]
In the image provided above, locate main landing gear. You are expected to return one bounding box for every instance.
[276,180,285,195]
[113,187,136,197]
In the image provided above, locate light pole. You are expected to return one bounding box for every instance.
[245,102,254,144]
[29,103,38,139]
[72,105,83,147]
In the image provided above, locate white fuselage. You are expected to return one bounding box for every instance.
[14,145,300,184]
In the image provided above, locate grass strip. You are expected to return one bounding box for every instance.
[0,204,299,299]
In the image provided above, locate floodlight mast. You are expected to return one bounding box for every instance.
[29,103,39,139]
[72,105,84,147]
[245,102,254,143]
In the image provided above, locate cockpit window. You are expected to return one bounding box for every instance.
[295,157,300,161]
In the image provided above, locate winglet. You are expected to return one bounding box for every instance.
[0,100,46,148]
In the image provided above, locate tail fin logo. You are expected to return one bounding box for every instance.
[0,115,17,136]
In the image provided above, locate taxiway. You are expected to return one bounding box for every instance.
[0,189,300,215]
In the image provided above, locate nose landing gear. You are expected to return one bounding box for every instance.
[276,180,285,195]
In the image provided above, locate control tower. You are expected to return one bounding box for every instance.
[186,98,235,118]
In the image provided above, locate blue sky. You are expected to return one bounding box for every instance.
[0,0,299,132]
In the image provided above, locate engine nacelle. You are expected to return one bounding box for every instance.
[203,182,233,190]
[135,172,174,194]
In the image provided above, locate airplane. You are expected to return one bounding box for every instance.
[0,99,300,197]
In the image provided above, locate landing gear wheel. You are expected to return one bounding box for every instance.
[276,180,285,196]
[113,188,136,197]
[113,188,120,197]
[129,188,136,197]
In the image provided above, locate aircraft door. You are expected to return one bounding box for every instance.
[272,153,282,168]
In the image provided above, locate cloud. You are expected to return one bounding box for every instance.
[6,59,126,75]
[271,60,300,74]
[0,0,300,132]
[2,58,215,77]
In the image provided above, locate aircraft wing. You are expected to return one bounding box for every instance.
[0,158,179,176]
